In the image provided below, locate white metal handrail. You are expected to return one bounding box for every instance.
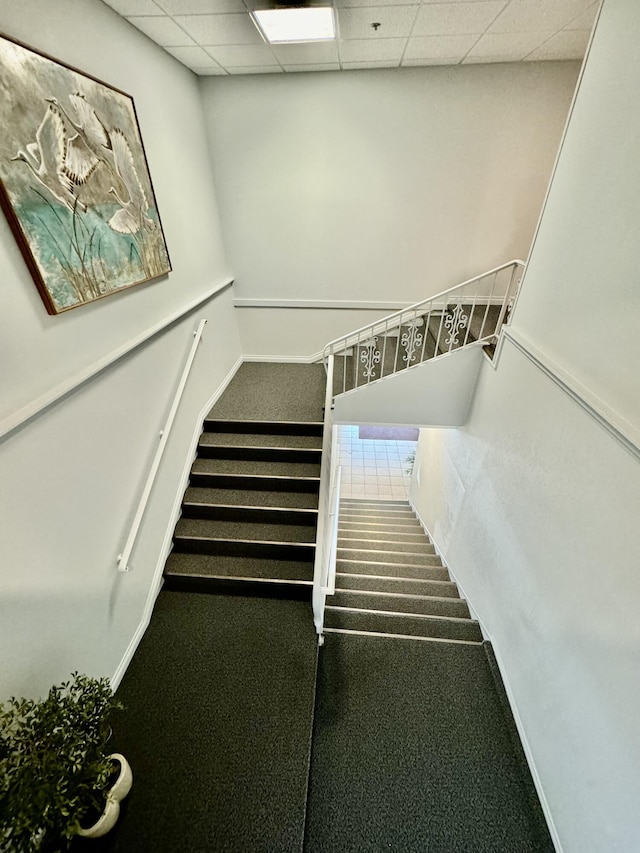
[117,319,207,573]
[323,260,524,395]
[312,355,342,639]
[321,465,342,596]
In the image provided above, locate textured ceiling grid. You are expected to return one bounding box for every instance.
[101,0,599,75]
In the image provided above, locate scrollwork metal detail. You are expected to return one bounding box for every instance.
[400,319,424,364]
[359,337,381,379]
[444,304,468,347]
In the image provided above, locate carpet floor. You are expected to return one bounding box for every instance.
[208,362,326,422]
[304,632,554,853]
[72,592,318,853]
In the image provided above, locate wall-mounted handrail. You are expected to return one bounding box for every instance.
[322,259,525,359]
[117,319,207,573]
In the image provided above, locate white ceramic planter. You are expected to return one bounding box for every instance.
[76,753,133,839]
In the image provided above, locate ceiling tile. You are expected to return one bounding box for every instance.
[227,66,283,74]
[405,34,478,59]
[103,0,164,15]
[283,64,341,72]
[339,37,406,62]
[271,41,340,64]
[336,0,418,6]
[191,66,228,75]
[525,28,590,60]
[343,59,400,68]
[164,44,220,67]
[205,44,279,66]
[127,15,195,45]
[337,6,418,40]
[402,57,461,66]
[173,13,264,44]
[465,30,554,61]
[564,2,599,31]
[156,0,246,12]
[489,0,595,34]
[462,55,513,63]
[413,2,506,36]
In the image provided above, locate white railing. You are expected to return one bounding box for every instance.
[324,260,524,395]
[117,319,207,573]
[312,355,342,640]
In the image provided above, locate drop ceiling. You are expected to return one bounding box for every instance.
[102,0,599,76]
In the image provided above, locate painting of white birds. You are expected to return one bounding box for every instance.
[0,35,171,314]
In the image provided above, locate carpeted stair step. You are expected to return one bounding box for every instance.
[203,418,323,436]
[341,499,411,508]
[199,431,322,449]
[337,529,428,544]
[173,515,316,562]
[189,470,320,493]
[338,518,423,533]
[163,553,313,599]
[181,501,318,526]
[335,572,460,598]
[336,558,447,579]
[184,486,320,509]
[197,443,322,464]
[336,546,437,566]
[337,539,435,555]
[175,517,316,543]
[324,607,483,642]
[192,457,321,478]
[330,589,471,619]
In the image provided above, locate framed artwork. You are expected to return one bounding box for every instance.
[0,34,171,315]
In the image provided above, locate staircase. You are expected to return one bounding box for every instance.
[326,260,524,397]
[163,363,326,600]
[323,498,482,643]
[333,304,503,395]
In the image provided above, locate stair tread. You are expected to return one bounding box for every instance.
[338,535,435,554]
[193,458,321,477]
[336,551,435,567]
[184,486,320,509]
[200,432,322,449]
[336,573,460,597]
[324,607,482,642]
[336,560,446,579]
[175,517,316,543]
[331,589,470,618]
[165,552,314,582]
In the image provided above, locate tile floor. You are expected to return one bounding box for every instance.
[336,425,417,501]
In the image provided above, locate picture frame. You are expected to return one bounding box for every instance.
[0,33,171,315]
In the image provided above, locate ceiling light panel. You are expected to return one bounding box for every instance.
[252,7,336,44]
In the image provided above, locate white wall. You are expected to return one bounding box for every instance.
[202,62,578,356]
[0,0,242,699]
[409,2,640,850]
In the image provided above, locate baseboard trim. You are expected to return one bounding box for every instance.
[1,279,234,444]
[408,498,563,853]
[110,354,243,691]
[241,352,324,364]
[234,298,409,310]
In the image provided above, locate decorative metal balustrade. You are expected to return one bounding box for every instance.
[323,260,525,396]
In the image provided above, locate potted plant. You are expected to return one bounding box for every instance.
[0,672,132,852]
